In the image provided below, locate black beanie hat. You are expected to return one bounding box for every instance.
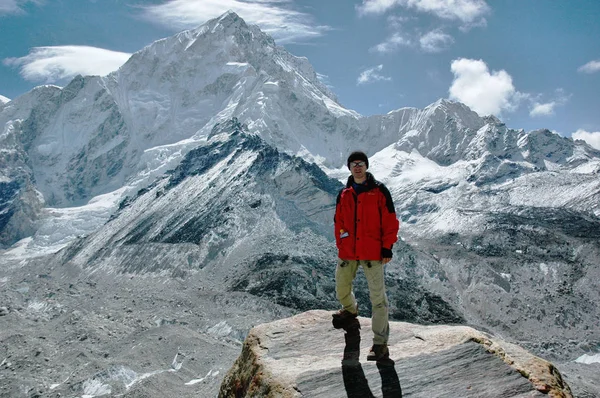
[347,151,369,169]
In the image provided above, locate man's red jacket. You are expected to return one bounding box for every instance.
[334,173,400,261]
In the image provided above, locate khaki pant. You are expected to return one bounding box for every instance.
[335,259,390,345]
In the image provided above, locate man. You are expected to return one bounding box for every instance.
[333,151,400,361]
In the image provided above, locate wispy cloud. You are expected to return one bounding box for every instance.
[357,65,392,85]
[578,60,600,74]
[140,0,330,44]
[529,102,556,117]
[0,0,43,16]
[359,1,484,55]
[3,46,132,83]
[316,72,334,91]
[448,58,522,116]
[387,15,411,29]
[528,89,570,117]
[572,129,600,150]
[357,0,490,27]
[419,29,454,52]
[370,33,412,53]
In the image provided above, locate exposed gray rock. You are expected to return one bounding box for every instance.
[219,310,572,398]
[555,362,600,398]
[0,256,295,398]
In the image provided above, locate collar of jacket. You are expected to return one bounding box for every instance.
[345,172,377,189]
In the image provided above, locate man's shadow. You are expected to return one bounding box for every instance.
[340,321,402,398]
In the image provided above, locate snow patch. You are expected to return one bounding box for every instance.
[27,300,49,312]
[2,188,127,260]
[80,359,184,396]
[571,160,600,174]
[575,353,600,364]
[263,81,280,93]
[207,320,233,338]
[543,159,561,171]
[185,369,220,385]
[82,379,111,397]
[322,95,360,118]
[224,62,250,74]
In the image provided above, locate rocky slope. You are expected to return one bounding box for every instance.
[0,250,295,398]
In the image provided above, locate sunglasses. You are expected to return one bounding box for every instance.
[350,161,366,168]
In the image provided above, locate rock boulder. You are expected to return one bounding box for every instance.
[219,310,572,397]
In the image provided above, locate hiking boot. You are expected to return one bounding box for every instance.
[332,309,358,329]
[367,344,389,361]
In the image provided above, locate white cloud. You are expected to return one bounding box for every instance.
[370,33,412,53]
[141,0,329,44]
[357,0,490,26]
[578,60,600,74]
[420,30,454,52]
[572,129,600,150]
[528,89,569,117]
[449,58,520,116]
[356,0,398,15]
[529,102,556,117]
[3,46,132,83]
[0,0,42,15]
[387,15,411,29]
[357,65,392,85]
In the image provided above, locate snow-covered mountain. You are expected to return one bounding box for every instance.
[1,11,600,397]
[1,11,352,208]
[53,119,460,323]
[2,11,599,248]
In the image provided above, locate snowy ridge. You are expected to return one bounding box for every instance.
[56,120,341,279]
[2,11,599,249]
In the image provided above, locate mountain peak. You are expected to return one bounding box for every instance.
[427,98,478,116]
[217,10,242,24]
[421,98,486,133]
[203,10,249,33]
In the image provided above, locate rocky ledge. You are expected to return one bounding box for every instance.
[219,310,572,398]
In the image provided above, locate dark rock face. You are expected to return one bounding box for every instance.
[0,180,19,231]
[0,177,43,248]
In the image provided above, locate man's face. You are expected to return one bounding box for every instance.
[349,161,367,181]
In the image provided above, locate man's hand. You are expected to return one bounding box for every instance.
[381,248,393,264]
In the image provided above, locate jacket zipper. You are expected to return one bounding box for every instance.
[353,191,358,258]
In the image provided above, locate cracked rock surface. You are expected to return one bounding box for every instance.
[219,310,573,398]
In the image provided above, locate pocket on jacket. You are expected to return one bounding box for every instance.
[339,235,353,257]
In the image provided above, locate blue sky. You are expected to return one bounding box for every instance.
[1,0,599,148]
